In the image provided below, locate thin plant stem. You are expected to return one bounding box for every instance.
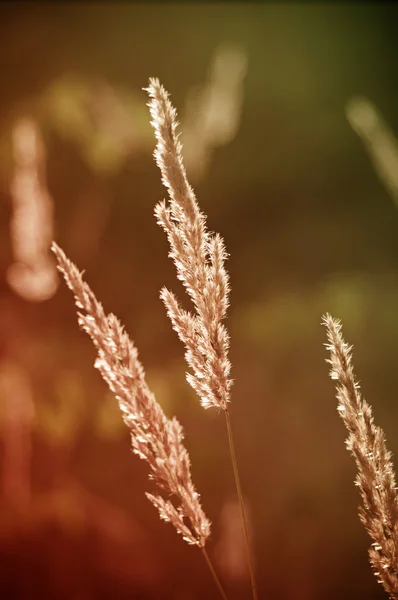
[201,546,228,600]
[225,408,258,600]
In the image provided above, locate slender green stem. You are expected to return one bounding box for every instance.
[225,408,258,600]
[201,546,228,600]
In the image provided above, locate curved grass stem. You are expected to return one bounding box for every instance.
[225,408,258,600]
[201,546,228,600]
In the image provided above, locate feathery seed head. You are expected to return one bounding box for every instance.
[323,313,398,598]
[51,242,210,548]
[146,78,232,411]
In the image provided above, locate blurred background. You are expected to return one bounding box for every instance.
[1,3,398,599]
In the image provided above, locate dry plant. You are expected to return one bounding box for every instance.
[51,243,227,600]
[146,77,257,600]
[323,314,398,599]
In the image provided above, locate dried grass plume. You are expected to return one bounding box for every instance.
[145,77,232,411]
[323,314,398,599]
[51,242,210,548]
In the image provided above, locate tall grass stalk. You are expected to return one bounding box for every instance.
[146,77,258,600]
[202,547,229,600]
[323,314,398,599]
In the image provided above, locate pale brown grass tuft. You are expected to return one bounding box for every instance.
[323,314,398,599]
[145,77,232,412]
[145,77,258,600]
[51,242,210,549]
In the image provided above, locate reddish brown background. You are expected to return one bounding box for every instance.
[1,3,398,600]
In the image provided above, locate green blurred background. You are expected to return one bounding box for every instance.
[1,3,398,599]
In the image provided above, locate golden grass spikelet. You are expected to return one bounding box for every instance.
[51,242,210,548]
[145,77,232,411]
[323,314,398,599]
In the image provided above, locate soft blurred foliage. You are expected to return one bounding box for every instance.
[1,3,398,599]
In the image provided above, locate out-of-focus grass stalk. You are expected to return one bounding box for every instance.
[0,361,35,510]
[8,117,58,301]
[346,96,398,208]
